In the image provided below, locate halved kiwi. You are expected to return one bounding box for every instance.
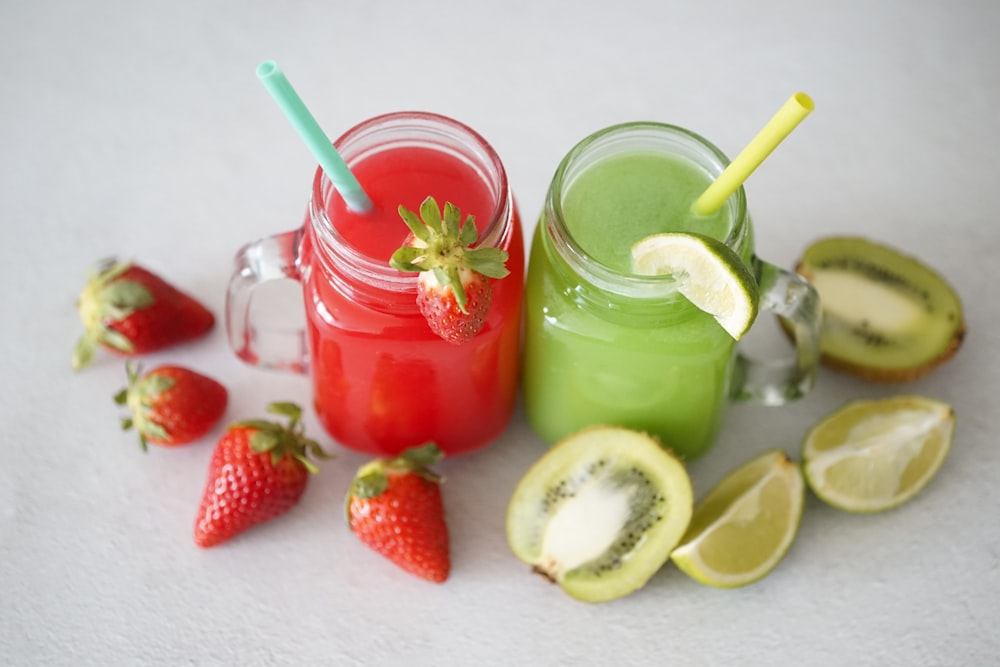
[506,425,693,603]
[794,236,965,382]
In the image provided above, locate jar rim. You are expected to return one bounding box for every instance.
[546,121,749,298]
[309,111,513,292]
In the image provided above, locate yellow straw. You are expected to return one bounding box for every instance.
[691,92,815,216]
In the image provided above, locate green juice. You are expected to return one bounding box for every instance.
[524,135,755,459]
[563,153,733,272]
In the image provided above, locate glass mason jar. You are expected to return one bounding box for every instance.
[523,121,820,459]
[227,112,525,457]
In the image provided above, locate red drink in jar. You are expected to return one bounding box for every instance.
[228,112,524,456]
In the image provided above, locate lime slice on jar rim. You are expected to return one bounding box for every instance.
[801,395,955,513]
[630,232,759,339]
[670,449,805,589]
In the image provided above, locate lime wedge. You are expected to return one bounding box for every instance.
[630,232,759,339]
[670,449,804,588]
[802,395,955,513]
[670,450,805,588]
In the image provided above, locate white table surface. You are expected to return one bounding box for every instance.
[3,1,998,665]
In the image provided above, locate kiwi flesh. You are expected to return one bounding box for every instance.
[505,425,693,603]
[794,236,964,382]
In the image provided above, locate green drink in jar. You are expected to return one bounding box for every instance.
[523,121,821,459]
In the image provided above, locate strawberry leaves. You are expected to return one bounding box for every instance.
[390,196,509,315]
[114,361,174,451]
[74,259,155,368]
[349,443,444,500]
[237,402,332,473]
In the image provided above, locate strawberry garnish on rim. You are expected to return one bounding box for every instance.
[390,196,510,345]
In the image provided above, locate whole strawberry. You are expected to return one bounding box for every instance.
[390,197,509,344]
[73,258,215,370]
[194,402,331,548]
[114,361,228,451]
[346,443,450,583]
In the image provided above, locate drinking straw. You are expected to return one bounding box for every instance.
[691,92,814,216]
[256,60,372,213]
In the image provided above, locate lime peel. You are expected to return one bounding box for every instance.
[630,232,759,340]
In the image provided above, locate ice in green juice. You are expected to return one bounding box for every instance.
[524,149,749,459]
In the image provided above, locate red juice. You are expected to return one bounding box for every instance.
[334,147,495,259]
[300,132,524,456]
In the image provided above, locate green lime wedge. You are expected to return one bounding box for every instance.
[802,395,955,513]
[670,449,804,588]
[630,232,759,340]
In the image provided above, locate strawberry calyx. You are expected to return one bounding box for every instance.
[390,196,509,315]
[74,258,154,370]
[346,443,444,520]
[114,361,175,452]
[234,402,332,474]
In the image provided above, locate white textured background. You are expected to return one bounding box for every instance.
[2,1,998,665]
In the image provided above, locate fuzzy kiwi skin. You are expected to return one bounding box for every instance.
[790,236,965,383]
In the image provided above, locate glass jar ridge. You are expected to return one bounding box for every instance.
[308,111,515,298]
[543,121,751,299]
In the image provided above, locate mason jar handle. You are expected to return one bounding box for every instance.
[730,256,822,405]
[225,227,309,373]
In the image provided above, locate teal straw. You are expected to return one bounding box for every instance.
[256,60,372,213]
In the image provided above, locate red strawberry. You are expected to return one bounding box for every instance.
[415,268,493,345]
[73,258,215,370]
[390,196,509,344]
[114,362,228,451]
[346,443,450,583]
[193,402,331,548]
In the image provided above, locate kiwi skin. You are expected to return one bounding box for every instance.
[791,236,965,383]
